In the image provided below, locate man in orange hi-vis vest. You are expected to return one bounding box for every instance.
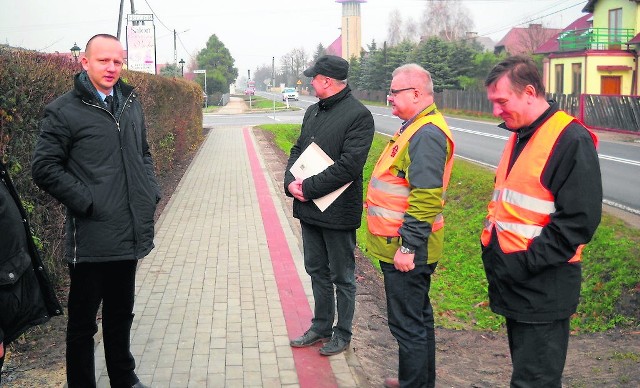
[365,64,455,388]
[482,55,602,387]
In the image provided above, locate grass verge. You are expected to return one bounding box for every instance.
[258,123,640,333]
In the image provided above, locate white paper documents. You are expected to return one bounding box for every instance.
[289,142,352,212]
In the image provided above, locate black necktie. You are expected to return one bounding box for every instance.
[104,95,114,115]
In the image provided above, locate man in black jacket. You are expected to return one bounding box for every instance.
[1,159,63,385]
[284,55,374,356]
[32,34,159,388]
[482,55,602,387]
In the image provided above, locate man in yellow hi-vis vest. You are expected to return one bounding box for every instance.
[365,64,455,388]
[482,55,602,387]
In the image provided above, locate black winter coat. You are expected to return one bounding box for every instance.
[1,162,63,346]
[481,102,602,322]
[32,72,160,264]
[284,85,375,230]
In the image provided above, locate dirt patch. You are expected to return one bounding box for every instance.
[593,129,640,145]
[3,127,639,388]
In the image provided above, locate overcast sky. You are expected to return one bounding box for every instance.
[1,0,587,78]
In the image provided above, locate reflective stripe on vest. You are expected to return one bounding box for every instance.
[480,111,598,263]
[366,112,454,237]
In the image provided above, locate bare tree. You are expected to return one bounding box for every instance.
[291,47,308,80]
[517,23,560,54]
[280,48,308,87]
[419,0,474,42]
[253,64,272,91]
[387,8,420,45]
[387,9,403,46]
[404,18,419,43]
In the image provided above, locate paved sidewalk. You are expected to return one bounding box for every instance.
[92,99,362,387]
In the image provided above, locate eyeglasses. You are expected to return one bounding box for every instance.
[388,87,416,97]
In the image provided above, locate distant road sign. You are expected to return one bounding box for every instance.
[193,69,206,74]
[296,79,302,85]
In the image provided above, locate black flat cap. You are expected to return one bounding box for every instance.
[303,55,349,80]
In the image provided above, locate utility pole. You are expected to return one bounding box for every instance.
[117,0,124,39]
[174,29,177,65]
[272,56,276,115]
[117,0,136,39]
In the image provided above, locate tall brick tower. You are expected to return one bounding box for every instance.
[336,0,366,60]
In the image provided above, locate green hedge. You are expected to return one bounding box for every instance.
[0,47,204,283]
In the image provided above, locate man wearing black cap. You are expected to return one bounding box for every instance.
[284,55,374,356]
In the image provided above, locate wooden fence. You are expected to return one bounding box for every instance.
[581,94,640,132]
[353,88,640,133]
[433,90,640,133]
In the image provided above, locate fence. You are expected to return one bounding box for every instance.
[581,94,640,132]
[430,90,640,133]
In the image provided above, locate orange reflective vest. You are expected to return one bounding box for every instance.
[366,112,455,237]
[480,111,598,262]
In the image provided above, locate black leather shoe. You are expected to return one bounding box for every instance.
[319,335,350,356]
[290,329,331,348]
[132,382,150,388]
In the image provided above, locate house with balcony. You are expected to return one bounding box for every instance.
[536,0,640,96]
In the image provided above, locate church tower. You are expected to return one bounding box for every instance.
[336,0,366,60]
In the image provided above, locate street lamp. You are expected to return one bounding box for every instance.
[70,42,81,63]
[178,58,185,77]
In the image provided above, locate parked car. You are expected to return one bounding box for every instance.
[281,87,299,101]
[244,88,255,96]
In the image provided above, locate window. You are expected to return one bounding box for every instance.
[571,63,582,95]
[609,8,622,49]
[555,64,564,94]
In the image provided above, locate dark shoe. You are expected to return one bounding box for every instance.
[132,382,151,388]
[383,377,399,388]
[319,335,350,356]
[290,329,331,348]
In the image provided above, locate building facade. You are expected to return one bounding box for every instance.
[537,0,640,96]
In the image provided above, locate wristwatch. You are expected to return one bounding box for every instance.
[399,245,415,254]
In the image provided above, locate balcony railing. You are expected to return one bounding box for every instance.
[558,27,636,51]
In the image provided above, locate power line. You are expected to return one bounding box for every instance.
[177,34,196,62]
[139,0,194,63]
[142,0,172,33]
[476,1,585,38]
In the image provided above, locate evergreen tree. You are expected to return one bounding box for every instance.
[312,44,326,63]
[195,34,238,94]
[159,63,181,78]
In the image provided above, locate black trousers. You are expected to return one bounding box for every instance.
[381,261,437,388]
[506,318,570,388]
[66,260,138,388]
[300,221,356,341]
